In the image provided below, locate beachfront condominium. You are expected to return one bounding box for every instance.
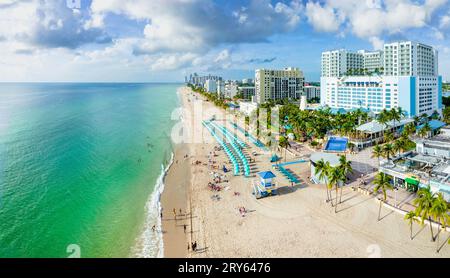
[383,41,438,76]
[216,80,225,98]
[320,41,442,117]
[360,50,384,74]
[238,86,256,100]
[255,67,304,104]
[204,79,217,93]
[189,73,222,87]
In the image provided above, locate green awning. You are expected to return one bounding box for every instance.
[405,177,419,186]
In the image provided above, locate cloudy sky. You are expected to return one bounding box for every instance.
[1,0,450,82]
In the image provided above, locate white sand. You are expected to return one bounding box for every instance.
[165,86,449,258]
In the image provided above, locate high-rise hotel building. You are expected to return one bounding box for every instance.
[255,67,304,104]
[320,41,442,117]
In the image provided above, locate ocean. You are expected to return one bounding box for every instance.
[0,83,180,258]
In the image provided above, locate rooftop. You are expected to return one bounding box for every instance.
[310,152,341,166]
[356,118,414,134]
[417,120,446,131]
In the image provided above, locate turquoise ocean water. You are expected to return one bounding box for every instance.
[0,83,180,258]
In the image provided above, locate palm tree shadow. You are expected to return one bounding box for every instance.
[412,224,426,240]
[194,247,209,254]
[379,209,394,221]
[337,196,372,213]
[437,234,450,253]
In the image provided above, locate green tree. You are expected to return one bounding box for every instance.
[384,130,394,143]
[337,155,353,204]
[413,186,436,242]
[373,172,393,221]
[328,166,345,213]
[314,159,332,203]
[418,122,431,138]
[278,136,290,162]
[393,139,403,156]
[372,145,383,166]
[389,108,403,133]
[383,144,395,161]
[404,211,419,240]
[431,193,449,253]
[377,109,390,140]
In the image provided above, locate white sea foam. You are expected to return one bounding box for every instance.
[134,152,174,258]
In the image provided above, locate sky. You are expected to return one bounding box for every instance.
[0,0,450,82]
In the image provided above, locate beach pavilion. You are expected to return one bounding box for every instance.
[349,118,415,149]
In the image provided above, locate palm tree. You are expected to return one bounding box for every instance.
[413,186,436,242]
[431,193,449,252]
[373,172,393,221]
[413,115,421,125]
[338,155,353,204]
[377,110,390,140]
[278,136,290,162]
[383,144,395,161]
[372,145,383,166]
[384,130,394,143]
[404,211,419,240]
[418,122,432,138]
[328,166,345,213]
[393,140,403,156]
[315,159,331,203]
[389,108,401,134]
[404,123,416,136]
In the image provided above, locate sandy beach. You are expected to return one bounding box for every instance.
[161,86,450,258]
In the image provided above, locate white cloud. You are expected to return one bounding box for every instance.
[305,2,343,32]
[0,0,111,49]
[440,14,450,29]
[91,0,303,55]
[306,0,448,39]
[369,36,384,50]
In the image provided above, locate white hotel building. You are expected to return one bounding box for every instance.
[320,41,442,117]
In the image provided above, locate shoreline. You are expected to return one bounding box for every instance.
[161,86,449,258]
[160,87,192,258]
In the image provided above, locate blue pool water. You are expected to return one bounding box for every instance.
[325,137,348,152]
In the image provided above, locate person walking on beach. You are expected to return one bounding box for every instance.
[179,208,182,216]
[173,208,177,220]
[183,224,187,233]
[192,241,197,252]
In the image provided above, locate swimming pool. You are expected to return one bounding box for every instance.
[325,137,348,152]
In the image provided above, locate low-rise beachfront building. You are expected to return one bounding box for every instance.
[224,82,239,99]
[255,67,305,104]
[239,101,258,116]
[238,86,255,100]
[379,129,450,201]
[242,78,254,85]
[204,79,217,93]
[310,152,340,184]
[304,85,320,101]
[349,118,415,149]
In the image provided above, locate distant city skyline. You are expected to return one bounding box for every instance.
[1,0,450,82]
